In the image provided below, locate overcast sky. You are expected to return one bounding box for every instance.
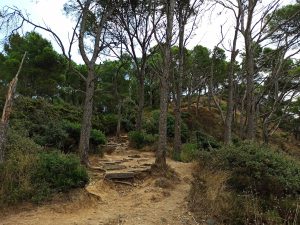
[0,0,297,63]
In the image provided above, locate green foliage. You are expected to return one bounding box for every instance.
[0,130,88,205]
[2,32,66,98]
[93,114,118,134]
[63,120,106,147]
[90,129,106,145]
[32,151,88,200]
[196,130,221,150]
[128,131,157,149]
[32,121,68,149]
[10,97,106,152]
[219,143,300,197]
[180,143,198,162]
[192,142,300,225]
[144,110,188,142]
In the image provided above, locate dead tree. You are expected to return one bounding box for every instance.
[0,52,27,163]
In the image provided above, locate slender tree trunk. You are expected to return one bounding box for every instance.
[116,101,122,138]
[173,9,185,159]
[196,89,201,117]
[156,0,175,169]
[224,13,240,144]
[0,52,26,164]
[208,59,214,110]
[245,41,256,140]
[187,86,192,112]
[262,118,269,144]
[79,66,95,165]
[136,66,145,131]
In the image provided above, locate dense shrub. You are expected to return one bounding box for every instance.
[217,143,300,197]
[0,131,41,204]
[90,129,106,145]
[195,130,220,150]
[63,120,106,147]
[31,120,68,149]
[32,151,88,201]
[144,110,189,142]
[180,143,199,162]
[0,130,89,205]
[128,131,157,149]
[191,142,300,225]
[10,97,106,151]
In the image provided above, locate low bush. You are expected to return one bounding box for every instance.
[195,130,221,150]
[32,151,88,201]
[0,130,89,205]
[143,110,189,142]
[180,143,199,162]
[218,143,300,197]
[191,142,300,225]
[63,120,106,149]
[128,131,157,149]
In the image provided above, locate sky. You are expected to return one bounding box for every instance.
[0,0,297,64]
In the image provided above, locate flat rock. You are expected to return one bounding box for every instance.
[105,172,135,180]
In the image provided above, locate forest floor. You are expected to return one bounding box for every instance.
[0,136,199,225]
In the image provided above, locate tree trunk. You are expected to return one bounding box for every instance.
[208,58,214,110]
[196,89,201,117]
[136,67,145,131]
[224,12,240,144]
[156,0,175,170]
[187,86,192,112]
[0,122,8,163]
[173,8,184,159]
[0,52,26,164]
[262,119,269,144]
[224,60,235,144]
[78,66,95,165]
[116,101,122,138]
[245,42,256,140]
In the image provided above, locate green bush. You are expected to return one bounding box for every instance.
[90,129,106,145]
[180,143,199,162]
[0,131,41,204]
[0,130,89,205]
[214,143,300,198]
[192,142,300,225]
[196,130,221,150]
[128,131,157,149]
[32,121,68,149]
[144,110,189,142]
[32,151,88,200]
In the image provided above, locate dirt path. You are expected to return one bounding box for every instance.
[0,137,197,225]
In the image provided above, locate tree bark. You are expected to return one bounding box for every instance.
[116,101,122,138]
[173,5,185,159]
[136,66,145,131]
[79,66,95,165]
[224,11,240,144]
[156,0,175,169]
[0,52,27,163]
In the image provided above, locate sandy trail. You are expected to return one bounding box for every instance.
[0,138,197,225]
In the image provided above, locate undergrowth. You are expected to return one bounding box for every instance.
[189,142,300,225]
[0,130,89,206]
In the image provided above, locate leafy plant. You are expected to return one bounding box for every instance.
[0,130,89,205]
[180,143,199,162]
[144,110,189,142]
[128,131,157,149]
